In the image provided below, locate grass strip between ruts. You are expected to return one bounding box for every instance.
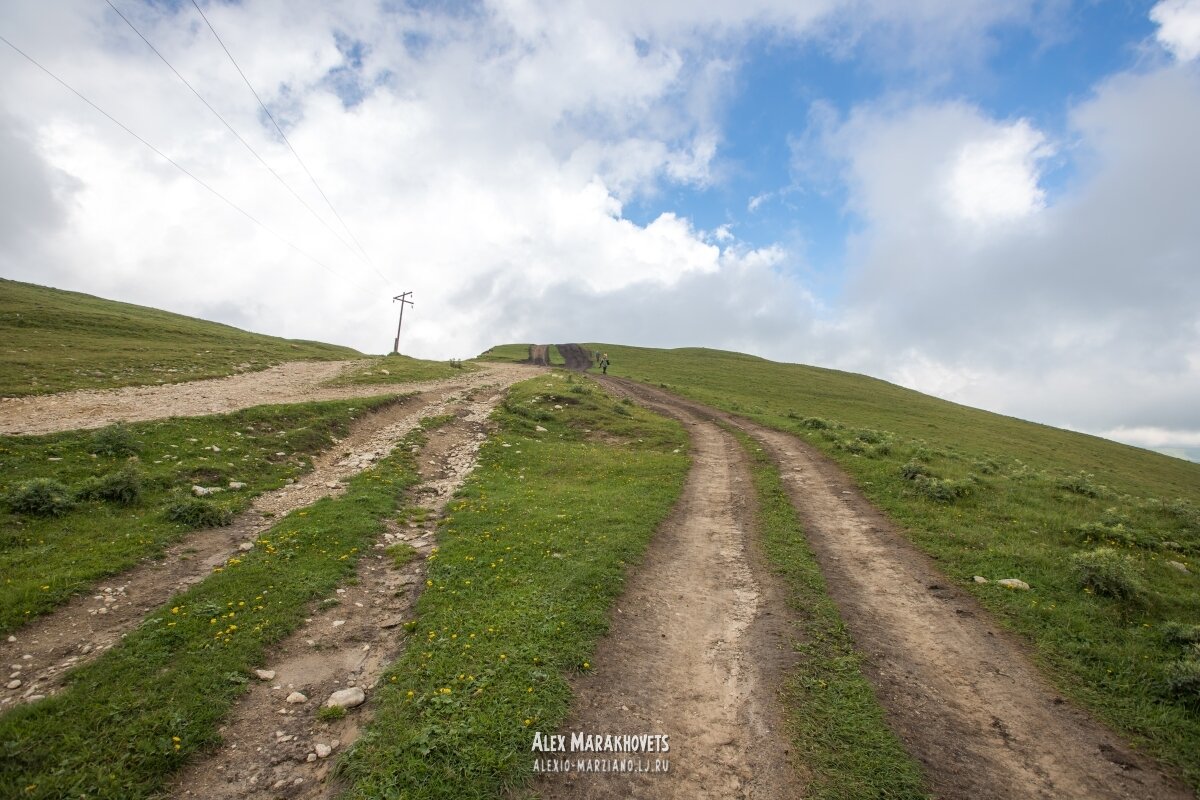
[0,425,427,799]
[336,373,689,799]
[730,427,929,799]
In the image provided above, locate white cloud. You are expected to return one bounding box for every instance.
[1152,0,1200,62]
[944,119,1050,225]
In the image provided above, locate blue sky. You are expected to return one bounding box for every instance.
[1,0,1199,459]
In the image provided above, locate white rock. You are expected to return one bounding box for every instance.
[254,669,276,681]
[315,743,332,758]
[286,691,308,704]
[239,542,254,552]
[192,485,222,497]
[228,481,246,490]
[997,578,1030,591]
[325,687,366,709]
[973,576,989,584]
[306,753,317,762]
[1167,560,1190,574]
[6,680,21,689]
[326,482,340,489]
[331,620,346,628]
[534,425,547,432]
[6,636,15,643]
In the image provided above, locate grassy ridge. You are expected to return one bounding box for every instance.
[0,396,399,633]
[477,344,533,363]
[0,422,429,799]
[337,373,689,798]
[323,353,477,387]
[0,278,360,396]
[591,343,1200,788]
[731,427,928,799]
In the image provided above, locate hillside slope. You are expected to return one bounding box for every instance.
[584,342,1200,787]
[0,279,360,397]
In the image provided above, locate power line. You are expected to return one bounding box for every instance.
[103,0,369,270]
[188,0,388,286]
[0,31,368,290]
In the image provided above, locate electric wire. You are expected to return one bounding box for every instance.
[0,32,372,292]
[188,0,389,287]
[103,0,369,270]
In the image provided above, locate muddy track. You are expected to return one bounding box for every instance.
[0,366,532,708]
[603,377,1194,800]
[0,360,533,436]
[528,345,550,366]
[170,382,511,799]
[539,381,804,799]
[554,343,593,371]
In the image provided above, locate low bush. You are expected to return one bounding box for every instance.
[914,475,972,503]
[6,478,75,516]
[1166,658,1200,704]
[1059,472,1103,498]
[76,466,142,506]
[165,497,233,529]
[1163,622,1200,645]
[88,424,140,457]
[1071,548,1145,600]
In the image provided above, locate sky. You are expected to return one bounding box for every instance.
[1,1,1199,461]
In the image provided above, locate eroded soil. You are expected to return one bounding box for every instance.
[0,360,529,436]
[606,376,1194,800]
[169,382,514,799]
[538,381,804,800]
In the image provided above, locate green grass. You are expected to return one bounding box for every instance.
[336,371,689,799]
[0,395,401,633]
[588,343,1200,789]
[0,424,428,800]
[731,426,928,799]
[477,344,533,363]
[547,345,565,366]
[0,278,360,397]
[323,353,477,387]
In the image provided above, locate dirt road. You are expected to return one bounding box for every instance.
[0,365,533,708]
[539,381,804,799]
[528,345,550,366]
[0,360,533,436]
[555,343,593,371]
[603,376,1193,800]
[171,382,511,799]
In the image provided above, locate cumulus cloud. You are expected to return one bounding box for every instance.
[1152,0,1200,62]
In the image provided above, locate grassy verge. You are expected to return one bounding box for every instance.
[590,343,1200,788]
[0,424,429,799]
[0,278,358,396]
[476,344,533,363]
[323,354,477,387]
[731,426,928,799]
[0,395,401,633]
[336,372,689,799]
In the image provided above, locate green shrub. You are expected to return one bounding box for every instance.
[7,478,75,516]
[1163,622,1200,645]
[800,416,832,430]
[855,428,886,444]
[1071,548,1145,600]
[1165,658,1200,703]
[165,497,233,529]
[318,705,347,722]
[1059,472,1102,498]
[914,476,971,503]
[88,424,140,457]
[76,466,142,505]
[900,461,932,480]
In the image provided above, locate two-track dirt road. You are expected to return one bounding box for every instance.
[584,375,1193,799]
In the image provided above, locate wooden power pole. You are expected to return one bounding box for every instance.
[391,291,413,354]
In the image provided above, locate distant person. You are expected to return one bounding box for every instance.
[600,353,609,374]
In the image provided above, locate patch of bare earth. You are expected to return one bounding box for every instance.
[538,382,804,800]
[0,360,533,436]
[528,345,550,366]
[0,365,532,709]
[606,377,1195,800]
[169,383,513,799]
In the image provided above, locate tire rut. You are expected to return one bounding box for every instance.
[603,377,1194,800]
[0,366,532,709]
[538,380,804,800]
[170,381,514,799]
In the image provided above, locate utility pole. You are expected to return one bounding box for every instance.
[391,291,413,354]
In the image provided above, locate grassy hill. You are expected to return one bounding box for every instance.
[0,279,361,397]
[585,343,1200,786]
